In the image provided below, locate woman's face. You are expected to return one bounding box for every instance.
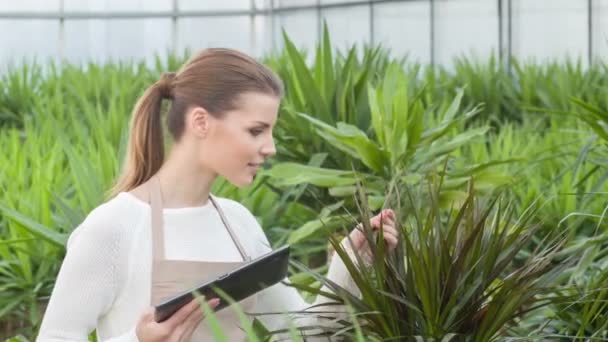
[197,92,280,187]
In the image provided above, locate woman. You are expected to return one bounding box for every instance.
[37,48,398,341]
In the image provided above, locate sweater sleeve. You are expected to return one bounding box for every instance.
[253,240,361,336]
[36,204,134,342]
[235,205,360,336]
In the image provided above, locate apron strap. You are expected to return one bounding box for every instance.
[149,175,165,261]
[210,196,251,262]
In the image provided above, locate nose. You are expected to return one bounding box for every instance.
[261,136,276,157]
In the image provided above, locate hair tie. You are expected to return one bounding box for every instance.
[158,72,176,99]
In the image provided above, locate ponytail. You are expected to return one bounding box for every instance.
[109,72,175,197]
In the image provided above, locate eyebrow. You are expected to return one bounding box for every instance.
[253,121,271,128]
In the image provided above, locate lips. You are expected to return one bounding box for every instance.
[248,163,262,172]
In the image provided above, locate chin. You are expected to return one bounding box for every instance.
[227,176,254,188]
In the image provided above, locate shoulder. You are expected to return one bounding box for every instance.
[66,193,145,250]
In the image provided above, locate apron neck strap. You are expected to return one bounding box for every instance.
[149,175,165,261]
[149,175,250,262]
[209,196,251,261]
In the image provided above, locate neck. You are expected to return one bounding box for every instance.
[155,145,217,208]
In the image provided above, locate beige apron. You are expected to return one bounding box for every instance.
[148,176,257,341]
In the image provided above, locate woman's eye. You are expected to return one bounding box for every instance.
[249,128,264,136]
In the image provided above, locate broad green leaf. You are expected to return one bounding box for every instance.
[0,203,67,247]
[288,215,351,244]
[263,163,357,187]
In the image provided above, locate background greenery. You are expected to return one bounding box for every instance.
[1,30,608,340]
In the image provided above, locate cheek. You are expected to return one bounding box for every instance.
[234,135,258,160]
[214,130,256,165]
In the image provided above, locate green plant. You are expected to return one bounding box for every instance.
[283,178,570,341]
[266,61,513,244]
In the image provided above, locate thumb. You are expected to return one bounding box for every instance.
[136,307,156,339]
[139,307,155,324]
[350,225,370,248]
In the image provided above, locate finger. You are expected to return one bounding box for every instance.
[208,298,221,309]
[383,213,396,226]
[382,212,395,223]
[177,298,220,340]
[376,232,398,248]
[371,215,388,229]
[376,224,397,237]
[373,220,395,232]
[381,227,398,240]
[379,209,394,220]
[370,215,382,228]
[378,209,390,218]
[385,209,395,219]
[178,308,204,341]
[193,298,220,316]
[384,234,399,249]
[347,229,366,249]
[165,297,200,329]
[382,224,398,237]
[381,220,396,231]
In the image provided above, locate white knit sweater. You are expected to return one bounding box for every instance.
[37,192,358,341]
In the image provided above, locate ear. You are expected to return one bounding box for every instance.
[188,107,210,139]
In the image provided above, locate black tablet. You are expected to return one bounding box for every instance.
[154,245,290,322]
